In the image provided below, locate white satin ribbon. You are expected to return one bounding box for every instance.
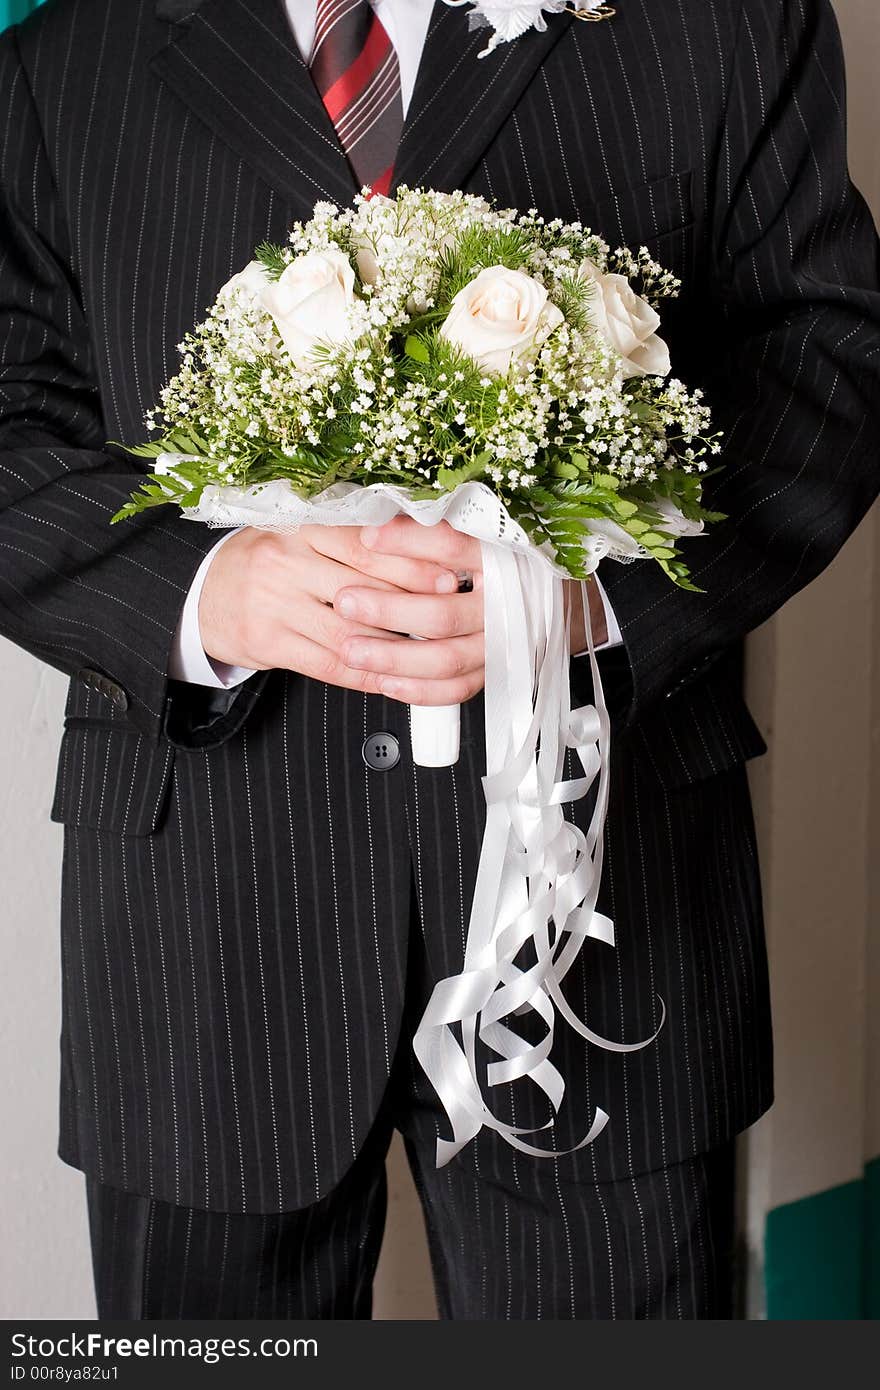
[411,539,665,1166]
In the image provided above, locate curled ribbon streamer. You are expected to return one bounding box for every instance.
[174,475,678,1167]
[411,537,665,1167]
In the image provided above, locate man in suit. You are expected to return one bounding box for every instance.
[1,0,878,1320]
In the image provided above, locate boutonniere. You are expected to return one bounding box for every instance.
[442,1,615,59]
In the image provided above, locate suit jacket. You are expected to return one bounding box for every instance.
[1,0,878,1214]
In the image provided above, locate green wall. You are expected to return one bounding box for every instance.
[1,1,43,31]
[766,1157,880,1319]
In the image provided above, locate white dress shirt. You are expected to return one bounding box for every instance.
[286,0,432,116]
[168,0,623,687]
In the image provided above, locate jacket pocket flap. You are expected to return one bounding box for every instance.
[51,723,175,836]
[590,169,694,248]
[629,682,768,791]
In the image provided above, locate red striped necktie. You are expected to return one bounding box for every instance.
[309,0,404,198]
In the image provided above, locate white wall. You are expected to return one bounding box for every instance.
[738,0,880,1315]
[0,653,92,1317]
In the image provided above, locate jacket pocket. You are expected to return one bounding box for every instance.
[589,169,695,249]
[50,721,175,836]
[627,676,768,792]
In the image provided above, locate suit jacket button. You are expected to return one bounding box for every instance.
[362,732,400,771]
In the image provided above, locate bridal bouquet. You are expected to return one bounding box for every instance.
[115,187,721,1163]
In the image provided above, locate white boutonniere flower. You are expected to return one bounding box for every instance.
[442,1,614,58]
[261,249,357,370]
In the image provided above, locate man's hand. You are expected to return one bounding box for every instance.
[336,518,486,706]
[345,519,608,702]
[197,520,480,704]
[199,518,607,707]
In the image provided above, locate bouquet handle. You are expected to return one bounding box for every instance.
[406,627,461,767]
[409,702,461,767]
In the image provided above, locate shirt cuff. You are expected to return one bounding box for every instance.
[571,571,623,658]
[168,529,259,688]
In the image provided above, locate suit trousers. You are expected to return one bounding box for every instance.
[86,871,737,1322]
[86,1118,736,1322]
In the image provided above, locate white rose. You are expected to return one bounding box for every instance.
[439,265,564,376]
[578,259,671,378]
[217,259,270,304]
[260,247,356,369]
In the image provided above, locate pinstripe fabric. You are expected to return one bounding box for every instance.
[85,890,738,1321]
[2,0,879,1241]
[86,1126,737,1320]
[403,1136,737,1320]
[85,1091,395,1319]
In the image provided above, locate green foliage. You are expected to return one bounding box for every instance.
[255,242,289,279]
[403,334,430,364]
[111,471,196,523]
[436,453,492,490]
[500,472,721,589]
[549,273,593,334]
[435,223,535,303]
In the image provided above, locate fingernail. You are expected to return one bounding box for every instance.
[360,526,380,549]
[435,572,458,593]
[336,593,358,617]
[346,641,369,666]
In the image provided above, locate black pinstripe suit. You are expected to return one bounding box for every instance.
[2,0,879,1318]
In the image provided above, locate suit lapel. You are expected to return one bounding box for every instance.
[151,0,578,210]
[391,1,575,194]
[150,0,358,210]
